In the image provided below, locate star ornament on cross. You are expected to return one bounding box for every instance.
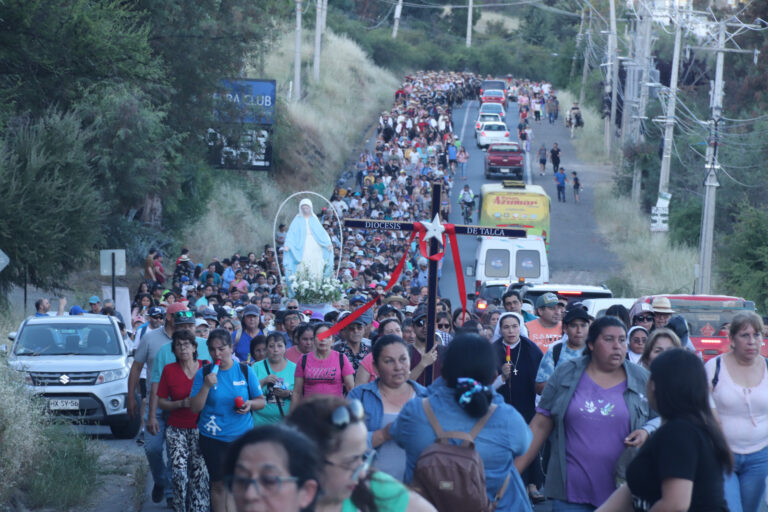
[420,214,445,243]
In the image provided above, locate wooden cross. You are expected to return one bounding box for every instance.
[343,183,526,365]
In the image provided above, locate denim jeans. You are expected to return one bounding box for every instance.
[459,162,467,178]
[724,445,768,512]
[145,408,173,497]
[552,499,595,512]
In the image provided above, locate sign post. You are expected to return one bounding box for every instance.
[100,250,126,305]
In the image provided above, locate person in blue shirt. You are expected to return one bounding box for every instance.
[554,168,568,203]
[390,333,533,511]
[190,328,265,512]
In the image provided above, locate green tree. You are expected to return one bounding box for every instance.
[719,203,768,311]
[0,110,106,294]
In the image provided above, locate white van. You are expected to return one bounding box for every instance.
[468,236,549,288]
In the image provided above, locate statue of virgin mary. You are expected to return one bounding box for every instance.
[283,198,333,282]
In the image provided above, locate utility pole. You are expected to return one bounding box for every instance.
[321,0,328,35]
[620,18,637,153]
[570,9,586,80]
[293,0,302,102]
[392,0,404,38]
[580,11,592,107]
[607,0,619,157]
[313,0,322,81]
[631,6,653,204]
[658,6,684,197]
[692,19,759,293]
[466,0,473,48]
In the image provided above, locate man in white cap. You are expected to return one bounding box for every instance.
[651,296,675,329]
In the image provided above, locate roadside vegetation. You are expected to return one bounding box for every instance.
[0,326,99,509]
[184,29,398,261]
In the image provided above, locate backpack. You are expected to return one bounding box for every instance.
[711,355,768,390]
[552,342,564,366]
[203,361,250,399]
[412,398,511,512]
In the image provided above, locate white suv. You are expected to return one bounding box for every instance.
[7,314,140,438]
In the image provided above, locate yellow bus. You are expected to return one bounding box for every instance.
[479,180,551,247]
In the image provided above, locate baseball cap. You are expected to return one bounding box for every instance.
[68,305,85,316]
[349,295,367,305]
[173,310,196,325]
[195,318,208,328]
[148,306,166,318]
[167,303,188,315]
[535,292,559,309]
[202,308,219,321]
[337,311,364,326]
[242,304,260,317]
[563,307,591,325]
[88,296,100,304]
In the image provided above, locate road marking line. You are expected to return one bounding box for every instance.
[459,100,473,145]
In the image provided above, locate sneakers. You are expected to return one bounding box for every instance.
[135,429,145,446]
[152,484,163,503]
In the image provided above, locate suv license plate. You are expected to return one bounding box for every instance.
[49,399,79,410]
[501,168,510,173]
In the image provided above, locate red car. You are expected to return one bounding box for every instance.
[633,294,765,361]
[484,143,523,179]
[480,89,506,107]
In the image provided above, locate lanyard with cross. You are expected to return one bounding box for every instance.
[330,183,526,377]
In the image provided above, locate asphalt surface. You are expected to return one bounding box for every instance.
[439,98,620,309]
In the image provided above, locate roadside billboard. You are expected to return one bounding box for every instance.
[208,78,275,171]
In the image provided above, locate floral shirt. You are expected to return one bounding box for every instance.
[332,339,371,373]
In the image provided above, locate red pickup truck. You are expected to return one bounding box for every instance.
[633,294,766,361]
[484,143,524,179]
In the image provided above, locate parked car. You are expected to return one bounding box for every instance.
[475,113,504,134]
[6,314,140,439]
[480,79,508,101]
[479,102,506,119]
[484,142,524,179]
[480,89,506,107]
[580,298,637,319]
[631,294,764,361]
[510,283,614,308]
[476,122,511,149]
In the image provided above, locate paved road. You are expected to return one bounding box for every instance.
[439,98,620,309]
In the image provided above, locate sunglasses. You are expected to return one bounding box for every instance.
[437,323,451,329]
[286,306,298,310]
[227,473,298,496]
[634,315,654,322]
[325,450,377,482]
[330,399,365,430]
[150,314,164,320]
[175,311,194,319]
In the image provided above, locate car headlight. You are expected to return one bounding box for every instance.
[96,367,129,384]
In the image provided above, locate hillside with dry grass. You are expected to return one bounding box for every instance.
[184,29,399,261]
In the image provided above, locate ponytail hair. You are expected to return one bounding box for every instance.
[441,333,496,417]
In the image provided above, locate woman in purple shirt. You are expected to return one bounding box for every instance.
[515,316,657,511]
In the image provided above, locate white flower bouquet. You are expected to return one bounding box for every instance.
[285,267,342,304]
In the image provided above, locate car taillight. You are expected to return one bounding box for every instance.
[477,300,488,310]
[476,123,481,129]
[699,339,722,344]
[558,291,583,296]
[504,132,509,137]
[475,280,481,291]
[481,131,486,136]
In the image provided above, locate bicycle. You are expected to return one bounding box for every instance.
[461,201,474,224]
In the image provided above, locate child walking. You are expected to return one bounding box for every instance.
[572,171,581,203]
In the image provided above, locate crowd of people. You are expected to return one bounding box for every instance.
[38,71,768,512]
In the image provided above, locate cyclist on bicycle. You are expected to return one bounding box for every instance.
[457,184,476,223]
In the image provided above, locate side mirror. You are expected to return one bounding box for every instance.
[465,266,474,277]
[8,332,16,342]
[467,293,476,301]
